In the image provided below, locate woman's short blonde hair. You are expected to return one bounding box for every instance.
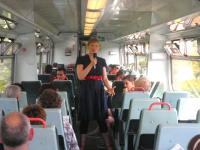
[5,85,21,98]
[135,77,151,91]
[87,38,100,46]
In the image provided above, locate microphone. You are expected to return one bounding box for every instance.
[93,53,97,69]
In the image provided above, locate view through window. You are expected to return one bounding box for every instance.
[0,58,12,93]
[172,59,200,97]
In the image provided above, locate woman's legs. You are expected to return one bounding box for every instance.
[102,132,112,150]
[97,117,112,150]
[79,120,89,150]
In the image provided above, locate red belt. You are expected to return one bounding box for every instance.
[85,76,102,80]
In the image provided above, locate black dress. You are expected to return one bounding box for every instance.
[76,54,107,121]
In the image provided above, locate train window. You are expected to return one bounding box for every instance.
[172,60,200,97]
[185,40,199,56]
[137,56,148,75]
[125,43,148,75]
[168,15,200,32]
[0,11,16,30]
[0,57,13,93]
[165,39,199,57]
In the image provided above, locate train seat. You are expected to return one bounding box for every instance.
[58,91,72,124]
[18,91,28,108]
[177,98,200,122]
[162,91,189,108]
[38,74,51,83]
[120,92,150,121]
[21,81,42,104]
[134,102,178,150]
[45,108,67,150]
[29,125,60,150]
[120,98,160,150]
[154,123,200,150]
[0,98,19,114]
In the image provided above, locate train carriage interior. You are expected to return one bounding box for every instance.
[0,0,200,149]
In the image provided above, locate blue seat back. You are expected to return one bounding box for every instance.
[154,123,200,150]
[58,91,72,123]
[18,91,28,108]
[122,92,150,110]
[163,91,189,108]
[177,98,200,121]
[120,92,149,119]
[134,102,178,150]
[45,109,67,149]
[128,98,160,121]
[0,98,19,114]
[38,74,51,83]
[139,109,178,134]
[29,125,60,150]
[21,81,42,104]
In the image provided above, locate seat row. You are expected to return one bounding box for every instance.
[111,90,200,149]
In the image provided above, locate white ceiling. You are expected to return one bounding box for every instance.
[0,0,199,41]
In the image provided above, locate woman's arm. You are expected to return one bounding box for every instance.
[76,57,96,80]
[102,67,115,95]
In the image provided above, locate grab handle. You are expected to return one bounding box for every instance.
[29,118,47,128]
[148,102,172,110]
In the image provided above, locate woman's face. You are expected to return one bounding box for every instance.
[88,42,100,54]
[123,79,135,91]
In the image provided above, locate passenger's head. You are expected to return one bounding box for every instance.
[56,68,67,80]
[38,83,57,96]
[123,75,136,91]
[12,83,24,91]
[52,62,58,68]
[0,112,34,149]
[44,64,52,74]
[87,38,100,54]
[116,70,125,81]
[22,104,46,125]
[109,66,120,75]
[38,89,62,108]
[134,77,150,91]
[5,85,22,100]
[188,134,200,150]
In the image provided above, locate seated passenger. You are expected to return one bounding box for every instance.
[4,85,22,100]
[0,112,34,150]
[109,65,120,75]
[134,76,151,91]
[115,70,125,81]
[123,75,136,92]
[22,104,46,125]
[44,64,53,74]
[38,89,79,150]
[54,68,68,80]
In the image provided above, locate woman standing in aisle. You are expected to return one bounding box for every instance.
[76,38,114,150]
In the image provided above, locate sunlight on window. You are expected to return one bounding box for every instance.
[172,60,200,97]
[176,64,193,81]
[0,59,12,93]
